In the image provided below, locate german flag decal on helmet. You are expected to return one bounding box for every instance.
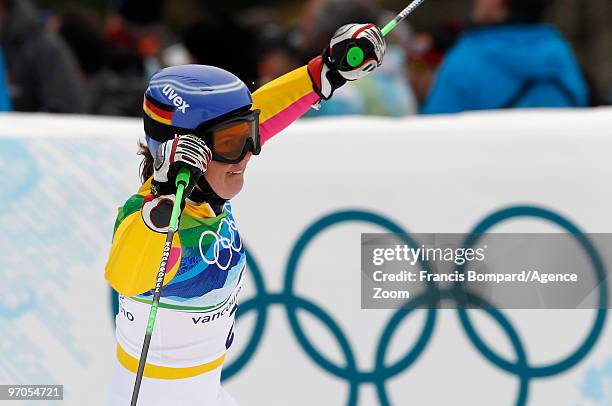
[143,94,174,125]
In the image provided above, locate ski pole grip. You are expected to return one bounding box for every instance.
[175,168,191,188]
[168,168,190,233]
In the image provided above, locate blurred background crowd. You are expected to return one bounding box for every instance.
[0,0,610,117]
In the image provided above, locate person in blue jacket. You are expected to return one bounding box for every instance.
[0,49,11,111]
[423,0,588,114]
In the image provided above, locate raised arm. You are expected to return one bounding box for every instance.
[253,66,320,145]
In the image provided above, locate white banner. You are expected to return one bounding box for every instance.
[0,109,611,406]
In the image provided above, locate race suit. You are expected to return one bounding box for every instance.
[105,66,321,405]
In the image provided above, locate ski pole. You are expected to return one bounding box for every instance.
[130,167,191,406]
[345,0,427,68]
[381,0,427,37]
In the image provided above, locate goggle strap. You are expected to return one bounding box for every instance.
[143,113,192,143]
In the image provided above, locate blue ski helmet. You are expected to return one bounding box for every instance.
[143,64,253,156]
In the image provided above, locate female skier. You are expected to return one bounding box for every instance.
[105,23,386,405]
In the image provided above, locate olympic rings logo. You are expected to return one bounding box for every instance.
[109,205,608,406]
[198,217,243,271]
[220,205,608,406]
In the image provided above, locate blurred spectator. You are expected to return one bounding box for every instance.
[0,49,11,111]
[85,48,147,116]
[298,0,417,117]
[53,5,147,116]
[408,20,464,107]
[182,14,259,90]
[116,0,165,27]
[423,0,588,114]
[254,24,300,87]
[54,6,105,82]
[78,0,165,116]
[104,0,166,79]
[0,0,85,113]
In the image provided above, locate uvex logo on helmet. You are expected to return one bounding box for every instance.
[162,85,190,113]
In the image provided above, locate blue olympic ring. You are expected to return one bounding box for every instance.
[223,205,608,406]
[109,205,608,406]
[454,207,608,377]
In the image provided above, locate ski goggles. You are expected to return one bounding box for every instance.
[197,109,261,164]
[144,107,261,164]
